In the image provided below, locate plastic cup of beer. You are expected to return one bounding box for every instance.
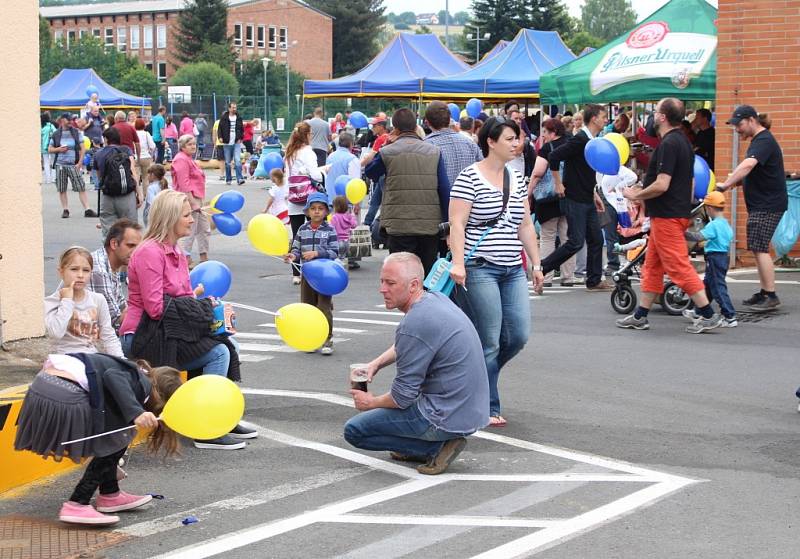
[350,363,369,391]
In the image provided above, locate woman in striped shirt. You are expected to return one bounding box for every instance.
[448,117,545,427]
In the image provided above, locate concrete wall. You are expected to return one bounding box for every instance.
[716,1,800,264]
[0,3,45,341]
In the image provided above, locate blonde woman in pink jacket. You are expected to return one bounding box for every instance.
[170,135,209,268]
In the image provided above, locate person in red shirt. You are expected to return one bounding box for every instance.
[243,120,255,155]
[112,111,140,161]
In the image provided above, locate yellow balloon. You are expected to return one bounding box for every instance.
[460,109,468,118]
[247,213,289,256]
[326,213,332,222]
[83,137,91,150]
[207,194,223,214]
[346,178,367,204]
[707,171,716,193]
[160,375,244,440]
[275,303,328,351]
[605,133,630,164]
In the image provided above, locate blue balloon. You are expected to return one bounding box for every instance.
[584,138,620,175]
[447,103,460,122]
[260,151,283,173]
[617,211,632,228]
[348,111,368,129]
[301,259,349,296]
[86,85,99,98]
[189,260,232,299]
[333,175,350,197]
[212,213,242,236]
[693,156,711,199]
[466,98,482,118]
[214,190,245,213]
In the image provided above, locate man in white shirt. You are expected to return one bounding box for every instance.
[597,166,638,272]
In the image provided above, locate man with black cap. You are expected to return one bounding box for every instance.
[716,105,787,312]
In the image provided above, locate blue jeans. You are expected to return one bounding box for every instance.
[344,402,465,458]
[455,260,530,417]
[223,143,243,183]
[541,197,604,287]
[603,199,620,270]
[120,333,237,376]
[704,252,736,319]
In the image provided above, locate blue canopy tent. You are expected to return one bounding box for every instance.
[40,68,150,111]
[422,29,576,101]
[303,33,469,98]
[480,40,509,63]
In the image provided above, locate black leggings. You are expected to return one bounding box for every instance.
[289,214,308,277]
[69,447,127,505]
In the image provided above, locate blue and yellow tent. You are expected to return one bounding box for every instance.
[40,68,150,111]
[303,33,469,98]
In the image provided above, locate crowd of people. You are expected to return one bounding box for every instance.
[22,95,790,527]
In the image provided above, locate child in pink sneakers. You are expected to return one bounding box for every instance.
[14,355,182,525]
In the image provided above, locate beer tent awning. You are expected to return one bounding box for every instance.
[539,0,717,105]
[303,33,469,98]
[40,68,150,110]
[421,29,576,100]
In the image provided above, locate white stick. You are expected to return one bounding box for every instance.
[60,418,161,446]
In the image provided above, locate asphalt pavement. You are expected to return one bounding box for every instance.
[8,173,800,558]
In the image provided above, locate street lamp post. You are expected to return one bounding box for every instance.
[295,94,301,117]
[261,57,271,130]
[283,40,298,122]
[466,27,491,61]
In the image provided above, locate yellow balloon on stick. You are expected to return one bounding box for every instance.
[346,178,367,204]
[605,133,630,164]
[207,194,223,214]
[247,213,290,256]
[707,171,716,193]
[275,303,328,351]
[160,376,244,440]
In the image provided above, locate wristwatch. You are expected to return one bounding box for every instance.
[531,265,543,272]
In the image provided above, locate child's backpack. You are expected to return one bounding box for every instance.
[101,147,135,197]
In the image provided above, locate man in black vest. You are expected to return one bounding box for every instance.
[219,102,245,185]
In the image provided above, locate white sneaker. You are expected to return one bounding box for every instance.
[292,276,301,285]
[320,341,333,355]
[682,308,700,321]
[721,317,738,328]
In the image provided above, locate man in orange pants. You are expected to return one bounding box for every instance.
[615,98,722,334]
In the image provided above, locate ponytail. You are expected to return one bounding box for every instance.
[757,113,771,130]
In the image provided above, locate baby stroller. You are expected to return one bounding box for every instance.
[610,202,707,315]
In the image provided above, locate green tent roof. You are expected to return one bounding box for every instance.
[540,0,717,104]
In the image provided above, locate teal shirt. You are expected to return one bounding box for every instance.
[151,114,165,142]
[701,215,733,254]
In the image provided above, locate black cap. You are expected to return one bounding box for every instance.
[60,112,72,120]
[726,105,757,125]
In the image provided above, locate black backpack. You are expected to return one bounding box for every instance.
[101,147,135,197]
[51,127,81,165]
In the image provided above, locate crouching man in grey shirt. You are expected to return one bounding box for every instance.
[344,252,489,475]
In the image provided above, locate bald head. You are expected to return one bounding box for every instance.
[383,252,424,283]
[114,111,126,122]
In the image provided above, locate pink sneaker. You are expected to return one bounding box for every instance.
[59,501,120,525]
[95,491,153,513]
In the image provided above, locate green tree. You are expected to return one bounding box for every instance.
[306,1,386,77]
[117,65,161,99]
[519,0,574,39]
[467,0,522,57]
[398,11,417,25]
[566,30,603,55]
[416,25,432,34]
[581,0,637,42]
[386,12,398,24]
[39,16,52,50]
[40,35,137,85]
[197,41,236,70]
[174,0,233,64]
[170,62,238,97]
[437,10,451,25]
[454,11,470,25]
[233,57,306,119]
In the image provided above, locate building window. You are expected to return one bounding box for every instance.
[234,23,242,47]
[79,28,87,39]
[279,27,287,49]
[268,26,276,49]
[104,27,113,47]
[257,25,265,48]
[66,30,76,48]
[145,62,154,71]
[157,62,167,83]
[143,24,153,48]
[156,24,166,48]
[117,26,127,51]
[54,29,63,44]
[246,24,254,47]
[130,25,139,49]
[92,28,100,38]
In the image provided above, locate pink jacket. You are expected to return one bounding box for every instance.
[120,240,194,335]
[164,123,179,139]
[171,151,206,201]
[180,117,194,137]
[331,212,357,242]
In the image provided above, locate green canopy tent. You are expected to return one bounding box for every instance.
[540,0,717,105]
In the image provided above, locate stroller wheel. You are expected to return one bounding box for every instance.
[610,284,637,315]
[661,282,691,315]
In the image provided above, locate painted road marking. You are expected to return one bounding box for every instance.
[333,317,401,326]
[257,323,366,334]
[340,310,404,316]
[154,388,700,559]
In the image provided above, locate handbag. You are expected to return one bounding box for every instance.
[287,175,316,205]
[533,161,565,203]
[424,168,511,295]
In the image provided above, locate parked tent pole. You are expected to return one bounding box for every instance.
[213,93,217,122]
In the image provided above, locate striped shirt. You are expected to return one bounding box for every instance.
[450,164,527,266]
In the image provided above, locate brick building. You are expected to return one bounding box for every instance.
[40,0,333,83]
[716,1,800,264]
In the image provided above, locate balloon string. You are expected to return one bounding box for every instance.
[263,254,303,272]
[60,417,163,446]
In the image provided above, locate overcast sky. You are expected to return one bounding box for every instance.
[383,0,717,21]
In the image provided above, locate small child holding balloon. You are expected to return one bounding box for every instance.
[284,192,339,355]
[14,354,182,526]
